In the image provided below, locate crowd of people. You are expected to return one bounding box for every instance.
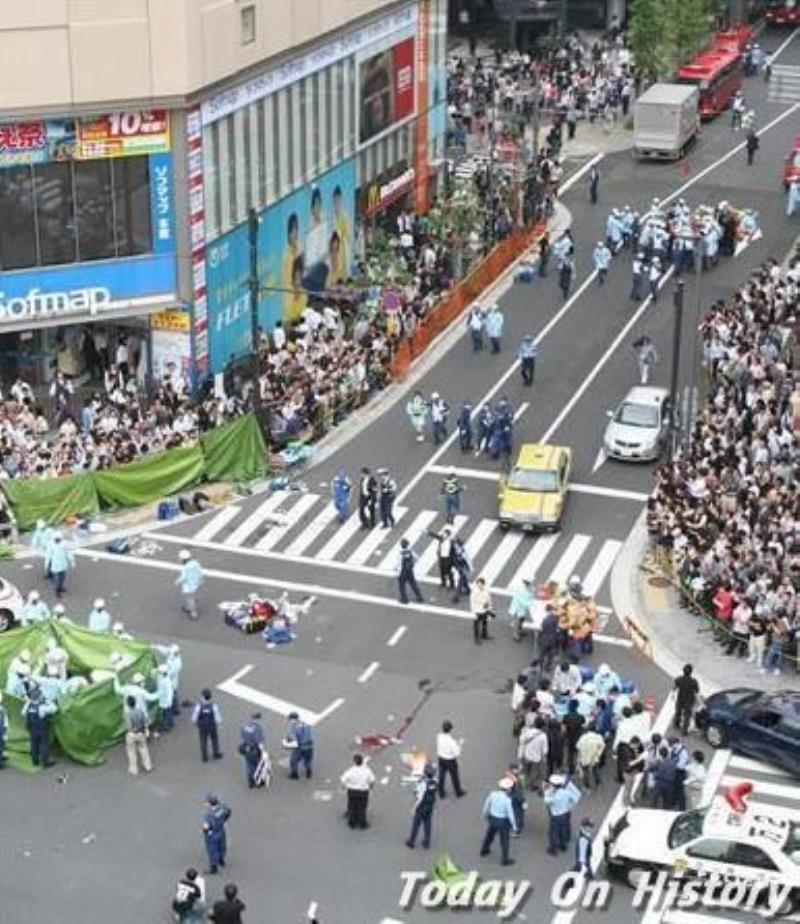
[649,253,800,673]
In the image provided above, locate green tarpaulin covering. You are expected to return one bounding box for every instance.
[0,621,157,770]
[1,471,99,532]
[93,443,206,509]
[202,413,268,483]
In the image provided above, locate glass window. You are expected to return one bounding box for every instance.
[240,4,256,44]
[227,117,237,226]
[75,159,115,261]
[615,402,660,428]
[205,121,220,239]
[0,166,37,270]
[728,843,778,871]
[35,161,76,266]
[112,156,151,257]
[686,839,733,863]
[668,809,708,848]
[507,468,559,492]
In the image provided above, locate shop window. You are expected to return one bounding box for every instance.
[75,159,115,262]
[35,161,77,266]
[240,4,256,45]
[0,166,37,270]
[112,156,152,257]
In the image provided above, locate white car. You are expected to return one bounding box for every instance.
[605,798,800,914]
[0,576,24,632]
[603,385,671,461]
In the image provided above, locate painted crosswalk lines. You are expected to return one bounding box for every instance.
[224,492,289,546]
[768,64,800,104]
[508,532,558,590]
[285,502,337,555]
[194,505,241,542]
[348,508,408,565]
[583,539,622,597]
[416,515,468,576]
[317,512,363,561]
[377,511,437,572]
[463,517,497,562]
[549,534,591,585]
[479,531,524,585]
[255,493,318,551]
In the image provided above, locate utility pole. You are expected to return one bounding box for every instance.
[669,279,685,460]
[248,207,260,356]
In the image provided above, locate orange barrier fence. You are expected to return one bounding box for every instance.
[389,221,546,381]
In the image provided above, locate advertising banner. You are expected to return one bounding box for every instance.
[415,0,431,213]
[0,120,76,168]
[149,151,175,255]
[205,159,357,376]
[359,36,416,145]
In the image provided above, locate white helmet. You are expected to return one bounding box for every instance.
[569,574,582,588]
[53,604,65,616]
[94,598,106,610]
[179,549,191,561]
[28,590,40,602]
[112,622,125,635]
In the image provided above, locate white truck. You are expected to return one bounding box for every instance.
[633,83,700,160]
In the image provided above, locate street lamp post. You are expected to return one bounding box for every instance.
[668,278,685,460]
[248,207,260,356]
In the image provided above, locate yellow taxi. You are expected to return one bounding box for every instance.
[498,443,571,532]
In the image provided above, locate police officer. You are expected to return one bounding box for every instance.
[430,393,449,445]
[457,401,473,452]
[451,538,471,603]
[573,818,595,878]
[588,164,599,204]
[20,590,49,626]
[238,713,265,788]
[519,336,537,386]
[45,532,74,597]
[23,684,56,767]
[0,692,7,767]
[630,252,646,301]
[544,773,582,856]
[378,469,397,528]
[192,689,223,762]
[201,794,231,874]
[331,469,351,524]
[155,664,175,733]
[88,597,111,632]
[485,303,504,353]
[495,404,514,469]
[176,550,204,619]
[405,763,438,849]
[397,539,424,605]
[593,241,612,285]
[480,777,518,864]
[475,405,493,455]
[358,467,377,529]
[285,711,314,780]
[559,255,574,300]
[440,470,462,524]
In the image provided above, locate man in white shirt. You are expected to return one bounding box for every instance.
[436,720,466,798]
[340,753,375,829]
[553,661,582,698]
[518,714,548,793]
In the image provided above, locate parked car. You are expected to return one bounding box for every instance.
[603,386,671,462]
[0,577,24,633]
[498,443,571,532]
[695,689,800,777]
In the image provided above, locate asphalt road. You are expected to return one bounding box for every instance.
[2,26,800,924]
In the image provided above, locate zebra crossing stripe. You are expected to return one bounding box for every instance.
[285,502,337,555]
[480,531,524,586]
[347,507,408,565]
[317,512,363,561]
[508,533,558,590]
[377,510,438,572]
[548,534,591,585]
[582,539,622,598]
[415,515,468,576]
[224,491,290,546]
[194,505,240,542]
[463,518,497,563]
[255,493,318,551]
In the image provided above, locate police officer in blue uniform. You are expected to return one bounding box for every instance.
[23,684,56,767]
[238,713,265,788]
[191,689,223,763]
[405,763,438,849]
[285,712,314,780]
[457,402,473,453]
[378,469,397,528]
[397,538,424,605]
[201,794,231,874]
[573,817,595,878]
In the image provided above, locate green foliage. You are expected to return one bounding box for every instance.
[628,0,669,86]
[629,0,715,86]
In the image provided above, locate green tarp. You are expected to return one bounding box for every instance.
[0,621,157,770]
[93,443,206,509]
[0,414,268,528]
[1,471,99,532]
[202,413,268,483]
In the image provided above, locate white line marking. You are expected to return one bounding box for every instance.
[662,912,743,924]
[347,507,408,565]
[386,625,407,647]
[217,664,344,727]
[728,754,795,778]
[255,493,318,551]
[558,151,604,194]
[582,539,622,598]
[78,547,631,645]
[720,774,800,802]
[317,512,362,561]
[508,533,558,590]
[358,661,381,683]
[592,446,606,473]
[512,401,529,422]
[540,266,676,443]
[480,531,524,586]
[285,502,337,555]
[702,748,732,806]
[772,26,799,62]
[224,491,289,547]
[463,517,497,563]
[396,269,599,504]
[307,902,318,920]
[377,510,438,572]
[428,464,498,480]
[547,534,591,585]
[194,505,241,542]
[415,515,468,575]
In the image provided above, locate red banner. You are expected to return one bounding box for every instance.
[77,110,170,159]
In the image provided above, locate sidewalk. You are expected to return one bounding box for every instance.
[611,509,794,696]
[560,116,632,159]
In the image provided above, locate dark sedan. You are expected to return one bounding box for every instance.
[695,688,800,777]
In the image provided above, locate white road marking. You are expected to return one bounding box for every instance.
[539,265,676,444]
[396,269,599,504]
[772,26,799,62]
[662,912,744,924]
[512,401,530,422]
[377,510,438,572]
[307,902,318,920]
[548,533,591,585]
[582,539,622,598]
[720,773,800,802]
[558,151,604,194]
[255,493,318,551]
[285,502,337,555]
[386,625,407,647]
[217,664,344,727]
[347,507,408,565]
[416,514,469,575]
[480,531,524,586]
[428,464,498,480]
[463,517,497,564]
[224,491,288,547]
[78,547,631,645]
[194,505,241,542]
[317,512,362,561]
[591,446,606,473]
[728,754,795,778]
[508,533,558,589]
[357,661,381,683]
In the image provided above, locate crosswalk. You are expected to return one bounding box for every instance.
[768,65,800,104]
[710,750,800,819]
[163,489,624,602]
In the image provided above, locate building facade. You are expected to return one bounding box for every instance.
[0,0,447,388]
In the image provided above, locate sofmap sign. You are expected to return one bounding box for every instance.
[0,286,112,321]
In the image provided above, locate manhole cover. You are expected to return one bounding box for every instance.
[648,576,672,588]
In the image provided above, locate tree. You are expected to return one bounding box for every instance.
[628,0,669,87]
[666,0,715,69]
